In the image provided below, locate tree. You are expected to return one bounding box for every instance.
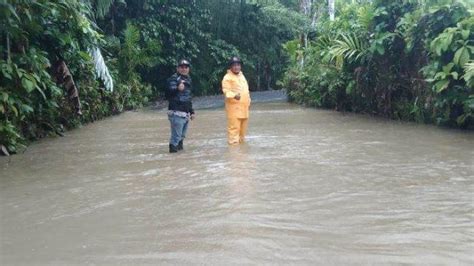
[328,0,335,21]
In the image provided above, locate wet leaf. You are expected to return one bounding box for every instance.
[454,47,469,66]
[461,30,469,40]
[11,105,18,117]
[21,78,35,93]
[434,80,450,93]
[450,72,459,80]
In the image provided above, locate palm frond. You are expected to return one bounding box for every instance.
[329,33,369,68]
[90,47,114,91]
[357,5,375,30]
[462,61,474,88]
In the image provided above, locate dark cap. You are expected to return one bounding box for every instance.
[178,59,191,67]
[229,56,242,67]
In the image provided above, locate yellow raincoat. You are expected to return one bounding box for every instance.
[222,70,251,144]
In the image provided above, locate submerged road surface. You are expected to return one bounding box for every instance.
[1,94,473,265]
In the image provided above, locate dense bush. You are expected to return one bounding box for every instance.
[283,0,473,129]
[0,1,153,155]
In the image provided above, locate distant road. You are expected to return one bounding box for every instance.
[153,89,288,110]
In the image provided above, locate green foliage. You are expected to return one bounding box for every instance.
[110,0,306,96]
[283,0,473,129]
[330,33,369,67]
[118,22,159,83]
[423,16,473,127]
[92,0,118,19]
[0,0,153,154]
[463,61,474,87]
[357,5,376,30]
[0,0,86,152]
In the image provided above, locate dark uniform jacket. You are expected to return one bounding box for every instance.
[166,73,194,114]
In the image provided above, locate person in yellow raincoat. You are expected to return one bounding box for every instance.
[222,57,251,145]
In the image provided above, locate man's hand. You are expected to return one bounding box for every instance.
[178,81,185,91]
[190,114,196,120]
[234,93,241,100]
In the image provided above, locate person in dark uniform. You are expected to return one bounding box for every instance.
[166,59,195,153]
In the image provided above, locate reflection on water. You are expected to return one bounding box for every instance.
[1,102,473,265]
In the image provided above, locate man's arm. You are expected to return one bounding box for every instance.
[222,77,238,99]
[167,76,180,96]
[190,100,194,115]
[190,103,195,120]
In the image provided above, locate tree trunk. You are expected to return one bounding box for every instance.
[299,0,312,67]
[299,0,312,16]
[328,0,335,21]
[256,60,261,91]
[267,74,271,90]
[6,33,11,62]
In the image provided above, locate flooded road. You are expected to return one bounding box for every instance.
[1,100,473,265]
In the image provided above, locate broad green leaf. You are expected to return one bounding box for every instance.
[21,78,35,93]
[376,45,385,55]
[434,72,447,80]
[20,104,34,113]
[461,30,470,40]
[3,72,12,79]
[442,63,454,73]
[451,72,459,80]
[2,65,12,79]
[346,86,352,95]
[434,79,450,93]
[469,100,474,109]
[454,47,469,66]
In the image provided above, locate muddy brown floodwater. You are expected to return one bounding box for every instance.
[1,98,473,265]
